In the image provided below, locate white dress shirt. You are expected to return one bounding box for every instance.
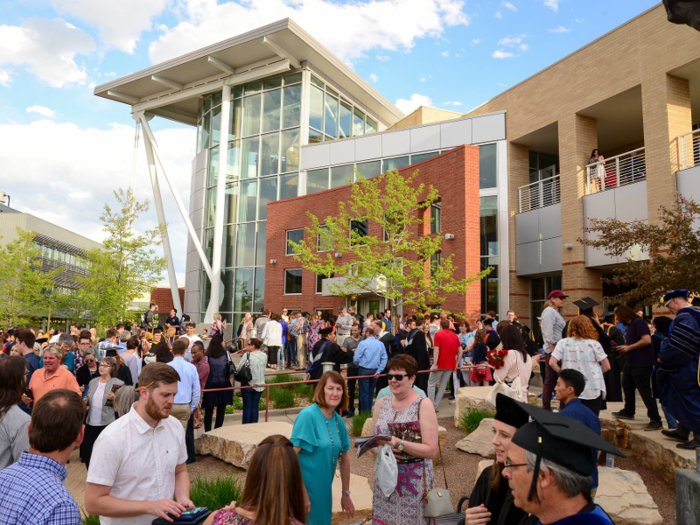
[86,405,187,525]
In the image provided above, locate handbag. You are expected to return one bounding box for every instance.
[423,435,457,520]
[234,352,253,384]
[226,351,237,377]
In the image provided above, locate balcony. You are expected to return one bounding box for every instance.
[679,129,700,170]
[518,175,561,213]
[585,147,646,195]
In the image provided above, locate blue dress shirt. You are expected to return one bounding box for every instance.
[353,337,388,374]
[560,398,601,489]
[167,356,201,412]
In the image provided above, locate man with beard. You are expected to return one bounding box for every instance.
[84,363,193,525]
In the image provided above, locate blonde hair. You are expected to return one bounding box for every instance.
[42,343,64,360]
[214,313,222,321]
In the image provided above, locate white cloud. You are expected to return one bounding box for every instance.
[498,36,523,46]
[492,50,514,59]
[149,0,470,66]
[520,44,529,51]
[550,25,571,33]
[0,119,195,277]
[49,0,169,54]
[495,11,503,19]
[498,82,508,87]
[502,2,517,12]
[0,69,10,86]
[471,38,482,45]
[543,0,560,11]
[441,50,449,57]
[369,73,378,83]
[26,105,56,119]
[575,17,585,23]
[443,101,463,106]
[0,17,95,87]
[376,55,391,61]
[395,93,433,114]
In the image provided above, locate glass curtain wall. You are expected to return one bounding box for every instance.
[198,72,302,324]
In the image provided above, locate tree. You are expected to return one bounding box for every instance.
[0,228,61,327]
[289,168,489,317]
[76,188,167,328]
[580,196,700,305]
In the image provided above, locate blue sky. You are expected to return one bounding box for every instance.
[0,0,659,283]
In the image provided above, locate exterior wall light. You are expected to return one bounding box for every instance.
[564,243,574,250]
[334,253,343,258]
[270,259,277,264]
[444,233,455,240]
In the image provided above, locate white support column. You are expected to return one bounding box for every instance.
[140,116,183,315]
[206,85,232,322]
[137,112,214,281]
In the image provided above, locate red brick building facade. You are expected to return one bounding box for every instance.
[265,145,482,323]
[150,287,185,324]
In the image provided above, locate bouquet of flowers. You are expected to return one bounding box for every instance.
[487,348,509,370]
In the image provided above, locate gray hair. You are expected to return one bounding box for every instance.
[120,331,131,343]
[525,450,592,499]
[43,343,64,360]
[83,348,95,357]
[114,386,139,417]
[58,333,74,346]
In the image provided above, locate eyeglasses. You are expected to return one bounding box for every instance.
[85,359,96,363]
[387,373,408,381]
[98,363,111,368]
[503,460,528,471]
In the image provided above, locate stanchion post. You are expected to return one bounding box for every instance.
[265,386,270,422]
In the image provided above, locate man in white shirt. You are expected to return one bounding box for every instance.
[167,339,200,464]
[85,363,193,524]
[180,323,201,363]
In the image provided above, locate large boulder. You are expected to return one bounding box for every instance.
[360,419,448,464]
[195,421,293,469]
[453,387,495,428]
[475,459,492,480]
[594,468,663,525]
[455,418,495,458]
[331,473,373,525]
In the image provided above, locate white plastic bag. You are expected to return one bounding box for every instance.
[375,444,398,497]
[486,380,519,406]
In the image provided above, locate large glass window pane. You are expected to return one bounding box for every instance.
[350,220,368,245]
[431,203,442,234]
[201,112,211,150]
[235,268,254,312]
[285,269,303,294]
[306,168,329,194]
[282,85,301,129]
[339,101,352,139]
[411,151,438,164]
[208,146,219,187]
[204,96,212,113]
[224,225,235,267]
[284,72,302,85]
[310,75,324,89]
[242,94,261,136]
[324,93,338,138]
[204,228,214,262]
[317,225,333,252]
[530,277,545,301]
[384,156,410,173]
[480,196,498,256]
[254,268,265,311]
[264,77,282,90]
[285,228,303,256]
[225,183,238,224]
[280,128,300,173]
[232,85,243,99]
[206,188,216,228]
[238,180,257,223]
[279,172,299,200]
[227,140,240,181]
[262,89,282,133]
[212,91,222,107]
[219,269,234,312]
[480,144,497,189]
[244,81,262,95]
[229,98,242,140]
[308,128,323,144]
[260,132,280,176]
[255,222,267,266]
[211,105,221,145]
[241,137,259,179]
[481,258,498,315]
[353,107,365,136]
[309,85,324,132]
[356,160,381,179]
[331,164,354,188]
[235,222,256,267]
[258,176,277,220]
[366,117,378,134]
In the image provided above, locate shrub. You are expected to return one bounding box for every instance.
[459,408,495,434]
[350,412,372,437]
[271,388,296,409]
[82,511,100,525]
[190,475,242,511]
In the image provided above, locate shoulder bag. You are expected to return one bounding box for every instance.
[234,352,253,384]
[226,350,237,377]
[424,436,467,524]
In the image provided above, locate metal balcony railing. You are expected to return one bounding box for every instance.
[518,175,561,213]
[679,129,700,170]
[585,147,645,195]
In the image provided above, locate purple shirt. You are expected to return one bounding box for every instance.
[624,317,655,367]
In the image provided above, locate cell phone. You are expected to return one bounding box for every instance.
[24,388,33,400]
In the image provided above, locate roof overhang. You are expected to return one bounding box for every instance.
[94,18,404,127]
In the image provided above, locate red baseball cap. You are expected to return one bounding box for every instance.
[548,290,569,300]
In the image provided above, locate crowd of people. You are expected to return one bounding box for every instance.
[0,287,698,524]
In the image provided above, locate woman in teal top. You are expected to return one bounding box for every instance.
[291,371,355,525]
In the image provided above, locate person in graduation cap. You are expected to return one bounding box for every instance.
[502,400,624,525]
[306,327,354,387]
[465,394,532,525]
[656,289,700,449]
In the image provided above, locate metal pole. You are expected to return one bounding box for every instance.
[141,119,183,315]
[265,385,270,422]
[137,112,213,280]
[206,85,232,323]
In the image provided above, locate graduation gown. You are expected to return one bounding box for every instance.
[405,331,431,397]
[467,465,531,525]
[308,339,354,383]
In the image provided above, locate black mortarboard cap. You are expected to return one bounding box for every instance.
[319,327,334,336]
[510,402,624,500]
[105,348,118,357]
[572,297,599,314]
[35,337,48,344]
[495,394,530,429]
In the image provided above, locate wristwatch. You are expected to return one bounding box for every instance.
[341,490,351,496]
[397,439,405,451]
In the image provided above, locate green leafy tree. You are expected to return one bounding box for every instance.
[580,196,700,305]
[289,169,489,318]
[76,188,167,328]
[0,228,61,327]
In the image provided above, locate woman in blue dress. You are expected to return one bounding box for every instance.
[291,371,355,525]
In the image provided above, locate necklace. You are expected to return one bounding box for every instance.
[323,410,343,476]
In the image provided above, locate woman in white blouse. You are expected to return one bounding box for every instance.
[549,315,610,416]
[493,325,533,401]
[235,338,268,425]
[260,313,283,370]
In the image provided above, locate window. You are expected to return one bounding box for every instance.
[285,269,303,294]
[331,164,354,188]
[530,275,562,341]
[286,229,304,255]
[430,253,441,282]
[317,225,333,252]
[479,144,497,189]
[316,272,333,294]
[480,196,499,315]
[279,172,299,200]
[383,156,410,173]
[350,220,368,245]
[411,151,438,164]
[306,168,329,194]
[356,160,381,179]
[431,202,442,234]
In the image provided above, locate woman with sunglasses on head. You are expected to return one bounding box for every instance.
[369,354,438,525]
[76,348,99,394]
[465,394,534,525]
[204,434,306,525]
